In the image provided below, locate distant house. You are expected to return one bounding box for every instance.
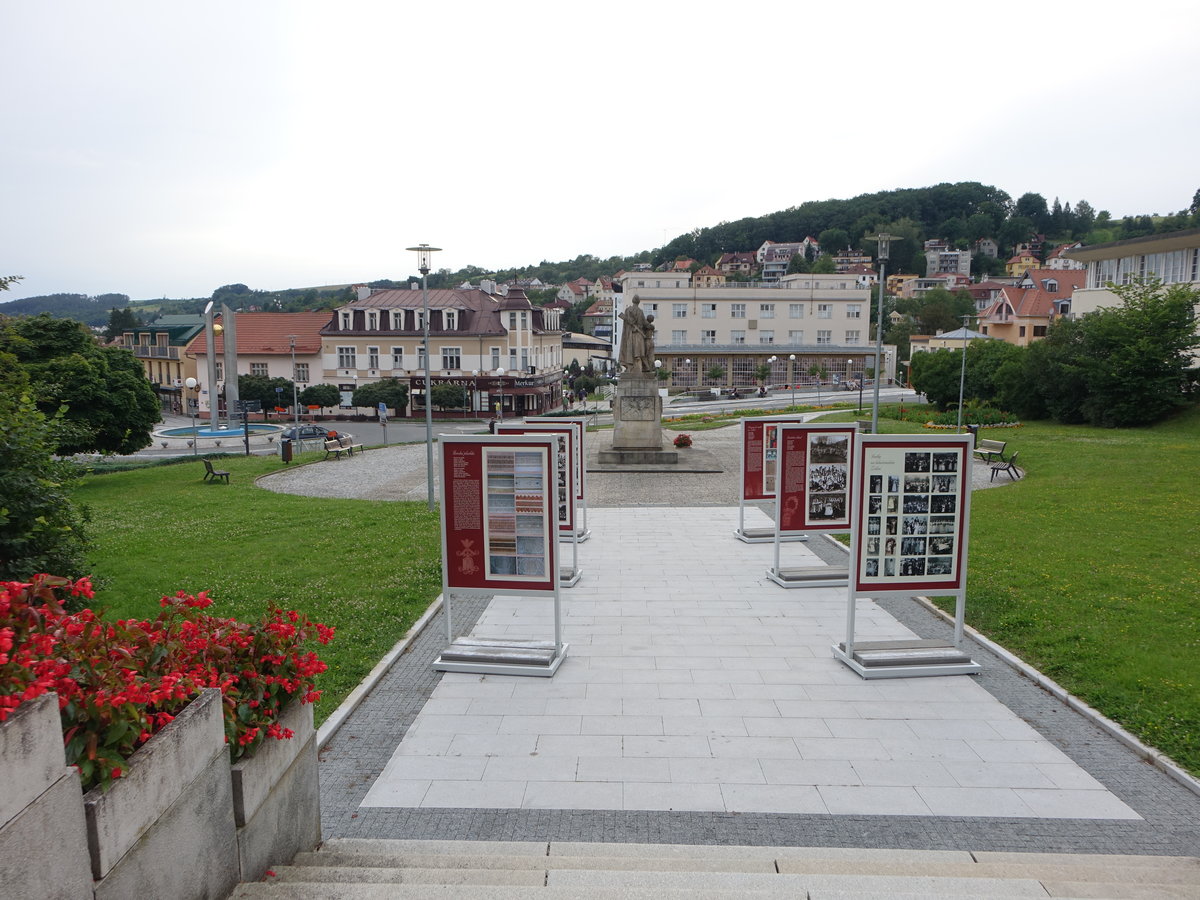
[832,248,872,272]
[1045,242,1085,271]
[556,278,594,304]
[692,265,725,287]
[964,280,1009,313]
[756,238,820,282]
[924,241,972,278]
[716,251,758,276]
[1005,250,1040,278]
[978,269,1085,346]
[974,238,1000,258]
[580,298,615,340]
[116,314,206,410]
[910,326,996,355]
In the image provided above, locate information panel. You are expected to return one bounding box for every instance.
[526,416,585,502]
[851,434,972,595]
[776,424,857,534]
[440,434,558,595]
[740,416,809,501]
[497,423,576,533]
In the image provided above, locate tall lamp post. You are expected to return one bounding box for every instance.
[471,369,480,418]
[788,354,796,407]
[184,377,200,455]
[406,243,442,511]
[287,334,299,433]
[869,233,896,434]
[495,367,506,421]
[956,314,973,432]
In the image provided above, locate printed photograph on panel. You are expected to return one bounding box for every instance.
[870,475,883,493]
[904,452,931,472]
[900,557,926,576]
[932,474,957,493]
[809,493,846,520]
[484,449,550,582]
[932,452,959,472]
[809,433,849,463]
[808,463,847,494]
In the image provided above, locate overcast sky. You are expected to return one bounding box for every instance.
[3,1,1198,302]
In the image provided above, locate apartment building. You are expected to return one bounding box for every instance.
[616,271,895,388]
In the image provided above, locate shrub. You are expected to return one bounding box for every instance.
[0,574,333,792]
[673,433,693,448]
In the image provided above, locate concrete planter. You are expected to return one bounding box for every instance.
[0,692,93,899]
[230,700,321,881]
[83,688,239,900]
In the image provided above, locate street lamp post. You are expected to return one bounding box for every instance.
[788,354,796,407]
[287,335,299,433]
[184,377,200,454]
[471,369,480,417]
[406,243,442,511]
[495,367,506,421]
[956,314,972,432]
[869,233,896,435]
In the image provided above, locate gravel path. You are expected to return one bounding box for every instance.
[259,424,1005,507]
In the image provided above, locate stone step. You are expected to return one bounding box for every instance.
[229,884,1041,900]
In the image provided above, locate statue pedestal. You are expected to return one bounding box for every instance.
[597,374,678,465]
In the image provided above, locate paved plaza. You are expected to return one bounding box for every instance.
[293,425,1200,856]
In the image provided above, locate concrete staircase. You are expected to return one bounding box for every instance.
[229,839,1200,898]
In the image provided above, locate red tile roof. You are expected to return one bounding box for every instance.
[189,311,330,355]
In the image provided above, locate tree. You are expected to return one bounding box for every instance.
[103,306,141,341]
[786,253,810,275]
[704,365,726,383]
[430,382,466,410]
[909,349,963,410]
[0,275,23,292]
[818,228,850,253]
[754,362,772,383]
[0,313,160,455]
[237,374,293,411]
[1015,193,1050,232]
[807,363,828,404]
[351,378,408,414]
[298,383,341,410]
[809,253,836,274]
[0,390,89,579]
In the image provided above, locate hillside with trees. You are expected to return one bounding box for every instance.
[6,183,1198,323]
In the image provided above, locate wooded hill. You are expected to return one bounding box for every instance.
[6,182,1197,323]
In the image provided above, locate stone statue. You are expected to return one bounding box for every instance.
[640,314,656,373]
[617,296,650,374]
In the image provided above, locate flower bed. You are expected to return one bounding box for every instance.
[0,574,333,792]
[673,433,693,448]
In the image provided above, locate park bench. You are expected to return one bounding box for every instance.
[323,434,363,460]
[990,450,1022,482]
[973,438,1008,463]
[202,459,230,483]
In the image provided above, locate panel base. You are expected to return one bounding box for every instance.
[433,639,569,678]
[559,567,582,588]
[734,527,807,544]
[767,566,849,589]
[832,639,980,679]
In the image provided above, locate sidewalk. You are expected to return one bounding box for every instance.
[317,502,1200,855]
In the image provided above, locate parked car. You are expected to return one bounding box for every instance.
[280,424,347,441]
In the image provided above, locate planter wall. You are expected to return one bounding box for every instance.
[83,688,239,900]
[0,692,93,900]
[231,699,321,881]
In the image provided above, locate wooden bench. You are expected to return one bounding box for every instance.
[323,434,363,460]
[202,459,230,483]
[973,438,1008,463]
[990,450,1022,482]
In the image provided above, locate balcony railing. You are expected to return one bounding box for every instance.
[129,345,180,359]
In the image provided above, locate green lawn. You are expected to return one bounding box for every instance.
[71,447,442,727]
[71,407,1200,775]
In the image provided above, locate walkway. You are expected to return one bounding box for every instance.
[310,429,1200,856]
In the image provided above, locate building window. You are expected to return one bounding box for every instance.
[367,311,378,330]
[789,303,805,319]
[816,330,831,345]
[731,303,746,319]
[1033,325,1047,337]
[759,330,774,344]
[391,311,404,329]
[672,303,687,319]
[337,346,357,369]
[508,312,518,330]
[702,303,717,318]
[250,362,268,376]
[701,330,716,345]
[1019,326,1027,337]
[340,311,351,330]
[759,303,775,318]
[672,330,687,344]
[731,330,746,344]
[445,310,457,330]
[847,304,862,318]
[419,346,428,369]
[845,330,861,345]
[520,349,528,371]
[367,346,379,369]
[491,347,501,369]
[788,330,804,343]
[294,363,309,382]
[214,362,223,381]
[644,302,658,314]
[818,304,832,319]
[391,347,404,369]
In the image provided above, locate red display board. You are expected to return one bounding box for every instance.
[525,416,585,502]
[851,434,972,595]
[740,416,809,501]
[496,423,576,533]
[776,424,857,534]
[440,435,558,595]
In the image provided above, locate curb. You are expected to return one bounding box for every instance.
[316,595,445,751]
